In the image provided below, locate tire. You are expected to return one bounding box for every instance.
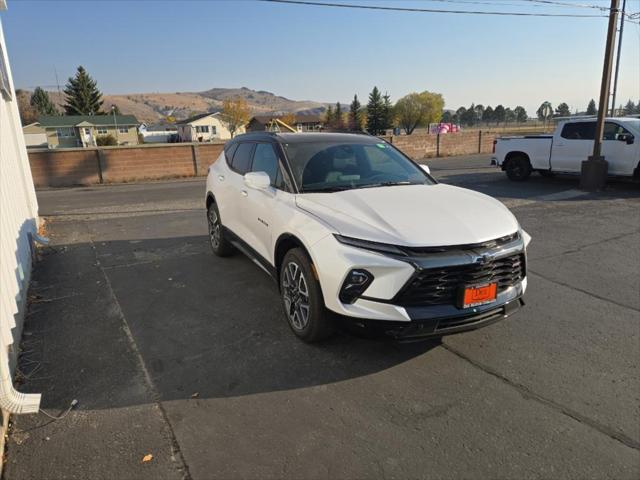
[505,155,532,181]
[539,170,554,178]
[280,248,334,342]
[207,202,235,257]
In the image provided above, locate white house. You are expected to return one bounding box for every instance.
[176,112,244,142]
[0,0,42,419]
[139,122,178,143]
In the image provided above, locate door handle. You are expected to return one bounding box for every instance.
[218,175,225,181]
[241,190,248,197]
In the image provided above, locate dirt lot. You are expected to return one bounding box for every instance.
[6,155,640,479]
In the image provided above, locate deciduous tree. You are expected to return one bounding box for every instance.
[482,106,494,125]
[555,102,571,117]
[537,101,553,122]
[494,105,506,125]
[221,97,250,137]
[514,106,528,123]
[394,91,444,135]
[63,66,104,115]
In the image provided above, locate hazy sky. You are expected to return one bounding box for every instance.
[3,0,640,113]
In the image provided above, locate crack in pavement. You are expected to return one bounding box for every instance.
[528,270,639,312]
[441,343,640,452]
[529,230,640,262]
[84,223,193,480]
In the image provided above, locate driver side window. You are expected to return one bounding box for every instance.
[252,143,286,190]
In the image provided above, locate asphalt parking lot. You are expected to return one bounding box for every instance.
[7,154,640,479]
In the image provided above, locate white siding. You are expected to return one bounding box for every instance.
[0,9,41,413]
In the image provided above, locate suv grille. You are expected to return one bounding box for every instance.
[395,253,525,307]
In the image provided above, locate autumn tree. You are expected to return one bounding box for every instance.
[16,89,37,125]
[280,111,297,128]
[63,66,104,115]
[394,91,444,134]
[221,97,250,137]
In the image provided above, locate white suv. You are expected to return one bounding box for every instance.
[206,132,531,342]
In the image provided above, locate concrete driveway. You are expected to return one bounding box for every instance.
[7,155,640,479]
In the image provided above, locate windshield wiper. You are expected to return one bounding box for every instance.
[302,185,353,193]
[357,181,416,189]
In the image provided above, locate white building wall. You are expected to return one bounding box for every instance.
[0,4,42,414]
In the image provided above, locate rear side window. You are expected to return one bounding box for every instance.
[231,142,254,174]
[252,143,279,184]
[225,143,238,165]
[561,122,596,140]
[603,122,632,141]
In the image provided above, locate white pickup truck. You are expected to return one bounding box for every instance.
[492,117,640,181]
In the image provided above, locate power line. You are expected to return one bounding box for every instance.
[259,0,609,18]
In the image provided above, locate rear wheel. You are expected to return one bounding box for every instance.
[505,155,532,181]
[280,248,334,342]
[207,202,235,257]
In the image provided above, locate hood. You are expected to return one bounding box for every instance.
[296,184,519,247]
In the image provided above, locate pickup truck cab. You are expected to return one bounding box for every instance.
[492,117,640,181]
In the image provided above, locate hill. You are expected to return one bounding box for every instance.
[40,87,327,123]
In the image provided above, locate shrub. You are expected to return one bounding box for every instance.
[96,134,117,146]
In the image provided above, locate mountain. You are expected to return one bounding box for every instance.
[40,87,327,123]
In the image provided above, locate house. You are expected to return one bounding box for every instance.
[247,114,323,133]
[176,112,243,142]
[34,114,141,148]
[139,122,178,143]
[22,122,47,148]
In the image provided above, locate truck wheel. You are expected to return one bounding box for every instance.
[505,155,532,181]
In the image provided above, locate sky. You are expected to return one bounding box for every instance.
[2,0,640,114]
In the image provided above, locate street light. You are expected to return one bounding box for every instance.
[579,0,619,192]
[111,105,119,145]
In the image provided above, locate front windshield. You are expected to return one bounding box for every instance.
[282,141,434,192]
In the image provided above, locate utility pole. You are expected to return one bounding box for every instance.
[579,0,619,192]
[610,0,626,116]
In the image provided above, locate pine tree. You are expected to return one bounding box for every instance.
[366,87,384,135]
[324,105,334,127]
[348,94,362,131]
[30,87,59,116]
[63,66,104,115]
[623,99,636,116]
[332,102,345,130]
[586,99,597,116]
[381,92,393,132]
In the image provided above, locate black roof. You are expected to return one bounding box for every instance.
[230,131,378,144]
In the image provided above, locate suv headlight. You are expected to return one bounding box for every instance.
[334,234,406,256]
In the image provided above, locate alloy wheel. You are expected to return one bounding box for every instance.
[208,207,221,249]
[282,261,311,330]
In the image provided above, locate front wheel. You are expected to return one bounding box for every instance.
[505,155,532,181]
[280,248,334,342]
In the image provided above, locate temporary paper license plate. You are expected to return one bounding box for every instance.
[460,283,497,308]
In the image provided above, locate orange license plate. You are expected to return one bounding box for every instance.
[460,283,497,308]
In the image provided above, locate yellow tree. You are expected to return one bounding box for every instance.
[395,91,444,135]
[279,112,297,128]
[221,97,251,137]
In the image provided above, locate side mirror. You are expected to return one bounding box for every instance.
[244,171,271,190]
[420,164,431,175]
[618,134,634,145]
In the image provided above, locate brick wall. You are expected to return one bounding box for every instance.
[28,142,226,187]
[28,132,506,187]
